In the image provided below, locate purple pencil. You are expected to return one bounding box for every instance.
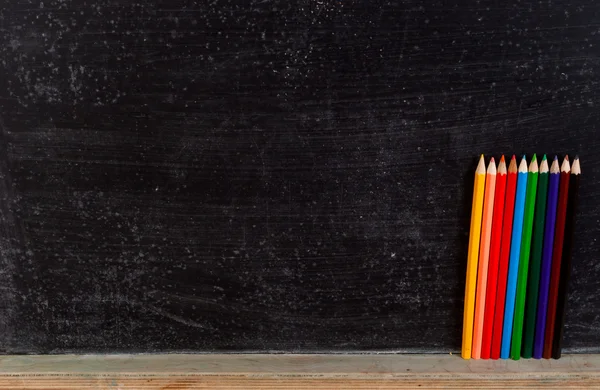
[533,156,560,358]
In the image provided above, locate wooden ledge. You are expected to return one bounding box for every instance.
[0,354,599,388]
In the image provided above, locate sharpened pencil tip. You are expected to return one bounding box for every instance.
[490,157,495,163]
[518,157,528,173]
[575,155,579,160]
[554,155,558,161]
[561,156,571,173]
[565,155,569,161]
[531,154,537,162]
[529,155,538,172]
[550,157,560,173]
[500,155,505,162]
[476,155,486,174]
[511,155,516,161]
[572,157,581,175]
[508,155,518,173]
[522,154,526,160]
[539,156,549,173]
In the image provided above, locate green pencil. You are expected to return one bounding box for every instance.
[522,155,549,358]
[510,154,539,360]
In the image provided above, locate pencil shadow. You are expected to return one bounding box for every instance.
[452,156,480,349]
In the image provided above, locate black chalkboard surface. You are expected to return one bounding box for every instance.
[0,0,598,354]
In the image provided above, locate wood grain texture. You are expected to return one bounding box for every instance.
[0,0,599,353]
[0,376,599,389]
[1,354,600,389]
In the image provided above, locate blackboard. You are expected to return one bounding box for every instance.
[0,0,598,354]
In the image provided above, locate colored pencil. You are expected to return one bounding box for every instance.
[481,156,507,359]
[543,156,571,358]
[534,156,560,358]
[511,154,539,359]
[491,155,518,359]
[522,155,549,358]
[501,155,528,358]
[472,158,497,359]
[552,156,581,359]
[462,155,487,359]
[510,154,539,360]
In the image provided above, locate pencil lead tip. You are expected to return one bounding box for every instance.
[500,155,505,162]
[531,154,537,162]
[550,157,560,173]
[542,154,547,161]
[574,155,579,160]
[511,155,516,160]
[565,155,569,161]
[554,155,558,161]
[490,157,495,163]
[572,156,581,175]
[522,154,527,160]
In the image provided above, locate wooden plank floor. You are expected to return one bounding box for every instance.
[0,354,599,389]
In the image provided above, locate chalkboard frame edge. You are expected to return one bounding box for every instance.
[0,353,598,388]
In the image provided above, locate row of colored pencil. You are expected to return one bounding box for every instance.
[462,154,581,360]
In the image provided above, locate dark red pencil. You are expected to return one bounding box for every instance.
[490,155,518,359]
[552,156,581,359]
[543,156,571,358]
[480,156,507,359]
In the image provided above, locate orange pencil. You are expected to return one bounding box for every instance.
[471,158,497,359]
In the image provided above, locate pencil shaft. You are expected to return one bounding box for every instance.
[534,172,560,358]
[543,171,570,358]
[491,170,518,359]
[501,170,528,358]
[522,171,549,358]
[511,170,538,359]
[552,172,581,358]
[472,169,497,359]
[462,165,487,359]
[481,171,507,359]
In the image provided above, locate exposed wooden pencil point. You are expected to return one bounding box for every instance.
[550,158,560,174]
[488,159,497,174]
[529,155,539,173]
[518,157,528,173]
[498,157,507,175]
[476,156,486,174]
[539,156,549,173]
[508,156,518,173]
[561,156,571,173]
[572,157,581,175]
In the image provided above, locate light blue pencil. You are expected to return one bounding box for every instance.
[501,155,529,358]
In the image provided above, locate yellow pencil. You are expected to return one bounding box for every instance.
[462,155,487,359]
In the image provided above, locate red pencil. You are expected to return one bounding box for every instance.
[490,155,518,359]
[480,156,507,359]
[543,156,571,358]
